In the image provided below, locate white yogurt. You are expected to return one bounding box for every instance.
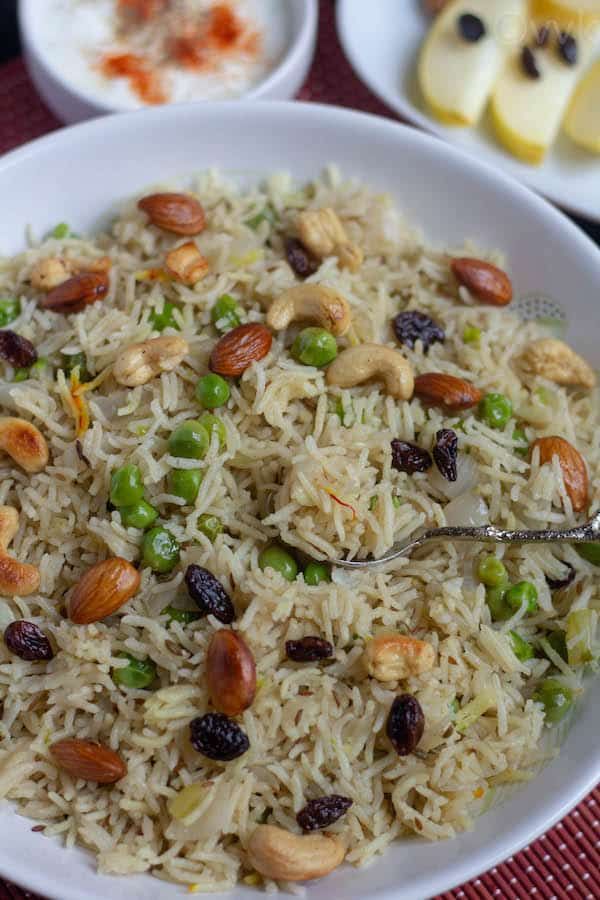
[29,0,292,107]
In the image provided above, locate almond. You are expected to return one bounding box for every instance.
[451,258,513,306]
[414,372,482,410]
[138,192,206,235]
[68,557,141,625]
[50,738,127,783]
[206,629,256,716]
[40,272,109,314]
[209,323,272,377]
[532,436,589,513]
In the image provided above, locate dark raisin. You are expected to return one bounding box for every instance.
[535,24,550,47]
[546,563,576,591]
[184,565,235,623]
[386,694,425,756]
[433,429,458,482]
[296,795,353,832]
[457,13,486,43]
[521,46,541,79]
[558,32,577,65]
[286,636,334,662]
[189,712,249,761]
[392,311,445,353]
[4,621,54,661]
[391,439,432,474]
[285,237,319,279]
[0,331,38,369]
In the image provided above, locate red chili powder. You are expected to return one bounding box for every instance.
[99,53,167,104]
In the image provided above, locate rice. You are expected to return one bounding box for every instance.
[0,167,598,889]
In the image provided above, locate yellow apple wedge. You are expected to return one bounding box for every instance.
[531,0,600,29]
[418,0,527,127]
[564,58,600,152]
[491,30,598,165]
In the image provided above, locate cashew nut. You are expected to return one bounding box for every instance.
[30,257,72,292]
[247,825,345,882]
[0,506,40,597]
[165,241,209,285]
[267,285,351,336]
[518,338,596,390]
[326,344,414,399]
[297,208,363,273]
[365,633,435,682]
[113,336,189,387]
[0,417,49,473]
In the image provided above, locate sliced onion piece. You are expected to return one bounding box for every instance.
[444,491,489,527]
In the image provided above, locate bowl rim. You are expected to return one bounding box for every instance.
[18,0,319,113]
[0,99,599,900]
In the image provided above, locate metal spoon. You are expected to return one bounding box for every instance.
[333,511,600,570]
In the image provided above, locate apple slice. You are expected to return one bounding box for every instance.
[531,0,600,29]
[491,30,598,165]
[564,58,600,152]
[418,0,527,127]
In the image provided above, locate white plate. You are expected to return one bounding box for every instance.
[0,101,599,900]
[337,0,600,222]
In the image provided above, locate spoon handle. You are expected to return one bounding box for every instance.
[421,521,598,545]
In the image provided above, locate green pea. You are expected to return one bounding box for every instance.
[543,630,568,662]
[477,555,508,588]
[509,631,534,662]
[0,298,21,328]
[304,562,331,586]
[259,545,298,581]
[463,325,481,344]
[149,301,181,332]
[486,585,512,622]
[168,420,209,459]
[49,222,72,240]
[120,500,158,530]
[61,351,90,382]
[211,295,243,333]
[169,468,203,504]
[198,513,223,542]
[161,604,201,625]
[478,393,513,430]
[512,427,529,458]
[533,678,574,724]
[575,543,600,566]
[291,327,338,367]
[505,581,538,615]
[113,652,157,690]
[110,464,144,508]
[142,526,180,573]
[195,374,230,409]
[198,413,227,450]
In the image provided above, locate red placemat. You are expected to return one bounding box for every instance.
[0,2,598,898]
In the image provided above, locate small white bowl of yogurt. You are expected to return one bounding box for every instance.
[19,0,318,123]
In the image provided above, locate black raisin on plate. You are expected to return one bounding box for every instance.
[184,564,235,623]
[296,795,353,832]
[392,311,445,354]
[190,713,250,761]
[285,237,319,279]
[433,429,458,482]
[4,621,54,661]
[546,562,576,591]
[558,31,578,65]
[0,331,38,369]
[391,439,432,474]
[286,636,334,662]
[386,694,425,756]
[457,13,486,43]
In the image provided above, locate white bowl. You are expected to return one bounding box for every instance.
[0,101,599,900]
[19,0,318,124]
